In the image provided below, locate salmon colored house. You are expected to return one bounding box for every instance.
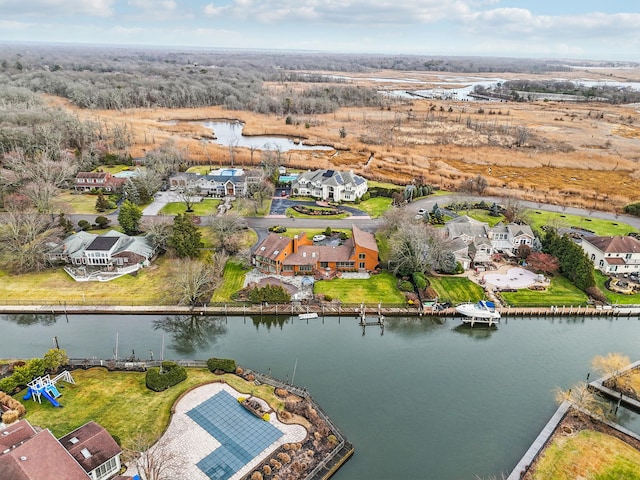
[253,225,379,276]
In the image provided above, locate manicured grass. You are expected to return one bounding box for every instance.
[500,275,588,307]
[428,276,485,304]
[186,165,213,174]
[286,207,350,219]
[313,271,405,304]
[594,271,640,305]
[16,367,284,449]
[96,164,136,174]
[465,209,505,227]
[54,192,115,215]
[0,256,178,305]
[368,180,401,190]
[531,429,640,480]
[211,260,249,302]
[525,210,638,236]
[357,197,392,218]
[159,198,221,216]
[232,197,272,217]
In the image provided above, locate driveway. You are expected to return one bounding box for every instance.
[268,198,369,217]
[142,191,203,216]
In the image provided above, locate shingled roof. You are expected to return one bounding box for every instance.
[59,421,122,475]
[583,235,640,253]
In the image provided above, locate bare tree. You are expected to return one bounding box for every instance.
[592,353,631,390]
[228,137,239,167]
[246,178,275,214]
[208,213,247,252]
[554,381,611,421]
[0,208,61,273]
[177,185,201,213]
[126,431,184,480]
[502,196,525,223]
[389,222,432,276]
[142,217,173,252]
[174,258,221,306]
[21,180,59,213]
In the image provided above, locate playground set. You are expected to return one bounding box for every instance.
[23,371,75,408]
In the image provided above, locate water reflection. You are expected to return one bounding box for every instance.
[249,315,290,331]
[3,313,59,326]
[152,315,227,355]
[384,316,446,336]
[453,323,496,340]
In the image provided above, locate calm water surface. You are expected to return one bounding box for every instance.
[1,314,639,479]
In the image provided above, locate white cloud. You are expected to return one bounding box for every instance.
[203,3,227,16]
[128,0,176,12]
[0,0,115,17]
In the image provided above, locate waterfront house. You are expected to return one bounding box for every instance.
[581,235,640,275]
[291,169,367,202]
[59,421,124,480]
[48,230,158,281]
[0,419,129,480]
[444,216,535,267]
[75,172,125,192]
[252,225,379,276]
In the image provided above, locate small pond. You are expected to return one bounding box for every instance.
[201,121,333,152]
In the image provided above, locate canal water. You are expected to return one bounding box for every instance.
[1,314,639,479]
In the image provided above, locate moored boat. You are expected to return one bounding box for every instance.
[455,300,500,326]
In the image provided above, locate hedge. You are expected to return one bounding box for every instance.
[145,361,187,392]
[207,357,237,373]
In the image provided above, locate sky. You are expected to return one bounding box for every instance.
[1,0,639,61]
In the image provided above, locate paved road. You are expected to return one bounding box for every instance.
[65,193,640,235]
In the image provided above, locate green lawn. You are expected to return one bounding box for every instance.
[276,228,351,239]
[465,209,505,227]
[428,276,485,304]
[54,192,116,215]
[186,165,213,174]
[0,256,178,305]
[595,271,640,305]
[286,207,350,219]
[313,271,405,304]
[357,197,392,218]
[531,429,640,480]
[95,164,136,174]
[500,275,588,307]
[367,180,401,190]
[525,210,637,236]
[16,367,283,449]
[211,260,249,302]
[232,197,272,217]
[159,199,221,216]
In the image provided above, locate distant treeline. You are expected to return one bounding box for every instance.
[474,80,640,104]
[0,44,385,112]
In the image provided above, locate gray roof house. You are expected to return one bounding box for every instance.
[169,168,252,197]
[444,216,535,267]
[291,169,367,202]
[48,230,158,282]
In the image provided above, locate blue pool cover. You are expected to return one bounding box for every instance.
[187,390,283,480]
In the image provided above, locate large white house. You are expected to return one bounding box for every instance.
[291,169,367,202]
[581,235,640,274]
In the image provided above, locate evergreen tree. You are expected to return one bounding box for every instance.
[169,214,202,258]
[118,200,142,235]
[95,192,110,212]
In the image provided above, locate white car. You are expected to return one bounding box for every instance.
[312,234,327,242]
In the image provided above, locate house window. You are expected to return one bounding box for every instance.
[359,262,365,269]
[591,254,596,261]
[599,260,604,267]
[299,265,312,272]
[626,253,632,260]
[358,253,366,260]
[93,456,118,480]
[320,262,329,268]
[283,265,293,271]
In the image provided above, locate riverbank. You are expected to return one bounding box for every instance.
[0,303,638,317]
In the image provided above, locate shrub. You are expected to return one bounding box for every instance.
[78,219,91,231]
[399,280,414,292]
[95,215,110,229]
[248,284,291,304]
[586,286,608,304]
[623,202,640,217]
[324,226,332,236]
[251,472,263,480]
[2,410,19,425]
[412,272,427,290]
[206,357,237,373]
[263,465,272,476]
[279,410,292,420]
[277,452,291,464]
[145,361,187,392]
[361,192,371,201]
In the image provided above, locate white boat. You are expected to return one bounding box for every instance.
[455,301,500,326]
[298,312,319,320]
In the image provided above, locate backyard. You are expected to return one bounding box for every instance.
[428,276,485,304]
[595,272,640,305]
[525,210,638,236]
[211,260,249,302]
[499,275,588,307]
[15,367,282,449]
[159,198,221,216]
[313,271,405,304]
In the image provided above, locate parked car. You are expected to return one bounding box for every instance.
[312,234,327,242]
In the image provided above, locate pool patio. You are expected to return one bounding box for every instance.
[135,383,306,480]
[483,267,542,289]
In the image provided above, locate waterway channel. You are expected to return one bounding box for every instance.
[2,313,640,479]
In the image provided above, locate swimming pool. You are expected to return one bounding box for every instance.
[278,174,299,183]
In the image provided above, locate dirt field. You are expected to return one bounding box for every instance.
[47,66,640,211]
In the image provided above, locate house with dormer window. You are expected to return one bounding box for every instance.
[581,235,640,274]
[291,169,367,202]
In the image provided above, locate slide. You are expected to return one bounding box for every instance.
[46,385,61,398]
[41,389,61,408]
[23,388,33,401]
